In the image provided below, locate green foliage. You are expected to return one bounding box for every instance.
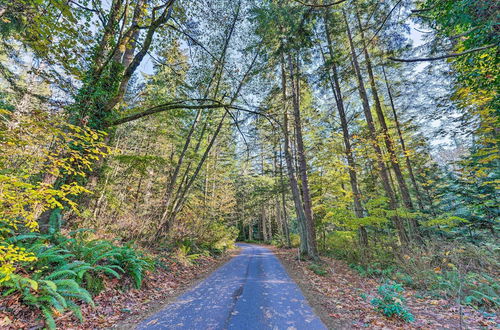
[432,271,499,309]
[324,231,359,262]
[1,231,152,328]
[371,281,414,322]
[0,108,110,283]
[270,236,289,248]
[198,222,238,254]
[290,233,301,248]
[351,264,395,278]
[174,244,202,266]
[3,274,93,329]
[308,263,328,276]
[359,241,500,311]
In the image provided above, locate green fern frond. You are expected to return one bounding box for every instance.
[46,270,78,280]
[40,306,57,330]
[66,300,83,322]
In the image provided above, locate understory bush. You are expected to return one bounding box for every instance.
[371,281,414,322]
[397,241,500,310]
[324,231,359,262]
[347,239,499,312]
[172,222,237,255]
[199,222,238,253]
[350,263,395,278]
[270,235,289,248]
[1,230,153,329]
[174,244,202,266]
[308,262,328,276]
[290,233,300,248]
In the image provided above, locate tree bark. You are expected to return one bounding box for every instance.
[381,65,425,212]
[288,53,319,260]
[344,10,410,246]
[281,52,308,255]
[323,13,368,250]
[355,11,420,240]
[279,143,292,248]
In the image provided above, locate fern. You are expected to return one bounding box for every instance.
[45,270,78,280]
[66,300,83,322]
[2,230,153,328]
[41,306,57,330]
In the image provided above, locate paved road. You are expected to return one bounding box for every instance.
[138,244,326,330]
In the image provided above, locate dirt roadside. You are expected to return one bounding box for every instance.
[273,247,498,329]
[1,248,241,329]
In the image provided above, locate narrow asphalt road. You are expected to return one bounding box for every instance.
[137,244,326,330]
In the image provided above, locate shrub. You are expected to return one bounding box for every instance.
[371,281,414,322]
[395,241,499,310]
[431,270,499,309]
[270,235,289,248]
[0,114,109,283]
[198,222,238,254]
[290,233,300,248]
[174,244,202,266]
[308,263,328,276]
[3,274,94,329]
[1,231,152,328]
[350,263,395,278]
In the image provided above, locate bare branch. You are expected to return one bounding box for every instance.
[364,0,403,47]
[292,0,348,7]
[109,101,227,126]
[389,44,496,62]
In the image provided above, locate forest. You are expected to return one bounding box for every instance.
[0,0,498,328]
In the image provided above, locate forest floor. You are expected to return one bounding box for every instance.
[274,247,499,329]
[1,248,239,329]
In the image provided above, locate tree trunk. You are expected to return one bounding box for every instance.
[381,65,426,212]
[288,54,319,260]
[323,13,368,251]
[281,52,308,255]
[344,10,410,246]
[279,144,292,248]
[355,11,421,240]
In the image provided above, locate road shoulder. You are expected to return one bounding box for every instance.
[272,247,351,329]
[112,247,241,329]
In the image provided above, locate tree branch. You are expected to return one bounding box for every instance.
[389,44,496,62]
[292,0,348,7]
[109,101,228,126]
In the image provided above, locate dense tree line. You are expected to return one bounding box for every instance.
[0,0,498,327]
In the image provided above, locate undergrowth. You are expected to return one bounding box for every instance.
[329,236,499,313]
[371,281,414,322]
[1,230,153,329]
[308,262,328,276]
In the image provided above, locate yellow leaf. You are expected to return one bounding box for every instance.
[28,279,38,291]
[0,316,12,326]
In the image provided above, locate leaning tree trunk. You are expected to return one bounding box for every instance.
[344,11,410,246]
[323,13,368,251]
[279,144,292,248]
[355,11,420,240]
[381,65,425,212]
